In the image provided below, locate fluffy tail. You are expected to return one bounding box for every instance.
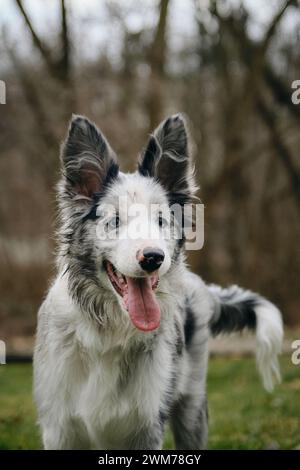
[209,284,283,392]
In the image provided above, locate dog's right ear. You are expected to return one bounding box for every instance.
[60,115,119,202]
[138,114,196,204]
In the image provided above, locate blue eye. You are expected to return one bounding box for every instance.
[158,213,168,228]
[106,215,120,231]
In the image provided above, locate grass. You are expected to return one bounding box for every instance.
[0,356,299,450]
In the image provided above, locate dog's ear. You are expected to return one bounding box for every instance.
[60,115,119,200]
[138,114,196,204]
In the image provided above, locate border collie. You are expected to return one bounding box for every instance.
[33,114,283,449]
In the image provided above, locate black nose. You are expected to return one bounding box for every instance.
[139,247,165,273]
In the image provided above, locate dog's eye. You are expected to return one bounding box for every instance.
[158,213,168,228]
[106,215,120,231]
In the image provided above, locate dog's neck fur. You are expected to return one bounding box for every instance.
[55,257,186,356]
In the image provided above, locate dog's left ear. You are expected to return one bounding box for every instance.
[60,115,119,201]
[138,114,196,203]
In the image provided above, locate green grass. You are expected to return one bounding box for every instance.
[0,357,299,449]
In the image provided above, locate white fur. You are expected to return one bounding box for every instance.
[34,114,283,449]
[255,301,283,391]
[34,267,193,449]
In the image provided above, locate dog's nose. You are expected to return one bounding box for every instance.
[138,247,165,273]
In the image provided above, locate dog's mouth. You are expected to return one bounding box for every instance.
[104,261,160,332]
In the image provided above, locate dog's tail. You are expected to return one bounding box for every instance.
[208,284,283,392]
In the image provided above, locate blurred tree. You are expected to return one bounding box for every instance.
[14,0,74,113]
[188,0,300,323]
[147,0,170,130]
[3,0,76,186]
[1,0,300,338]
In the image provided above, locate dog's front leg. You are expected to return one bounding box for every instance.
[41,416,91,450]
[170,395,208,450]
[127,422,164,450]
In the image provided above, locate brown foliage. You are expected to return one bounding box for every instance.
[0,0,300,338]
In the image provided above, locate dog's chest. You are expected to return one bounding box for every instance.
[76,339,173,446]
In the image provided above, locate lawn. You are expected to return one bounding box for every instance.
[0,356,299,450]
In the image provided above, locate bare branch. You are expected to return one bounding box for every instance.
[2,29,57,172]
[59,0,71,81]
[257,95,300,209]
[210,0,296,64]
[147,0,170,130]
[261,0,296,54]
[210,3,300,122]
[13,0,57,76]
[150,0,170,75]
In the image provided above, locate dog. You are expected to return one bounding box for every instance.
[33,114,283,450]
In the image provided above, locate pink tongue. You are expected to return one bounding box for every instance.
[126,277,160,332]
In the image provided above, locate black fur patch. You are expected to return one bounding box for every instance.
[168,191,191,207]
[158,409,168,430]
[184,305,195,349]
[81,203,99,223]
[138,136,158,177]
[103,161,119,186]
[174,319,184,356]
[210,297,257,336]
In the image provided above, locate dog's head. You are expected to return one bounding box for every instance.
[58,114,196,331]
